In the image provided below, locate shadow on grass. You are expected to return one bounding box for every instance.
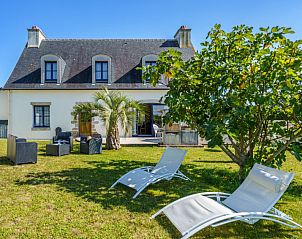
[15,158,301,238]
[16,159,239,212]
[155,215,300,239]
[285,182,302,198]
[204,148,222,152]
[194,160,234,164]
[0,156,13,165]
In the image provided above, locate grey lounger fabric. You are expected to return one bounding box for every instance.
[152,164,302,238]
[111,147,190,198]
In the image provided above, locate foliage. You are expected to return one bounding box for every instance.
[142,24,302,178]
[71,88,142,150]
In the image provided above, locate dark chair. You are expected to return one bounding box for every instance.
[7,134,38,165]
[53,131,73,150]
[55,127,62,136]
[80,136,102,154]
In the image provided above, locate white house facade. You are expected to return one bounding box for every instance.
[0,26,194,140]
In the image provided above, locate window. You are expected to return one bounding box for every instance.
[33,106,50,127]
[145,61,157,67]
[95,61,108,82]
[145,61,157,83]
[45,61,57,82]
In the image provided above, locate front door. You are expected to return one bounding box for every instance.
[79,114,92,136]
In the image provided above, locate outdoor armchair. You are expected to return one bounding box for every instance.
[80,136,102,154]
[111,147,190,198]
[53,131,73,149]
[151,163,302,239]
[7,134,38,165]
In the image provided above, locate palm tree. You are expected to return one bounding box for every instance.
[71,88,142,150]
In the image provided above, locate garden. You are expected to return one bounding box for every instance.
[0,140,301,238]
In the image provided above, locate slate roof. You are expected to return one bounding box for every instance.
[4,38,194,90]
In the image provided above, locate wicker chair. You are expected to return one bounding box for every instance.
[53,131,73,149]
[80,136,102,154]
[7,134,38,165]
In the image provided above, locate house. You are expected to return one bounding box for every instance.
[0,26,194,139]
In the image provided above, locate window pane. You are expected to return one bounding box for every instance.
[146,61,156,66]
[46,71,52,80]
[95,62,101,71]
[96,72,102,80]
[46,63,52,70]
[34,106,43,126]
[102,62,108,71]
[44,106,50,127]
[52,70,57,80]
[102,71,108,80]
[44,106,50,115]
[52,63,57,71]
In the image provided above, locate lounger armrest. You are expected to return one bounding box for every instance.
[139,166,154,172]
[199,192,231,202]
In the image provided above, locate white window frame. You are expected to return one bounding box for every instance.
[40,55,66,85]
[92,54,112,85]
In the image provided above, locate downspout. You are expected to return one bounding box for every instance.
[7,89,11,135]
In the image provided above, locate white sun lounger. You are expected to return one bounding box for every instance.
[151,163,302,238]
[111,147,190,198]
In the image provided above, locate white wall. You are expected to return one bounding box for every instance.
[0,90,8,120]
[9,89,167,139]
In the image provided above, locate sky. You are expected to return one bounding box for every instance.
[1,0,302,87]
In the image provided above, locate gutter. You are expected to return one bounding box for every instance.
[2,87,169,91]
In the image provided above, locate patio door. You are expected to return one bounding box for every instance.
[134,104,168,136]
[136,104,152,136]
[79,113,92,136]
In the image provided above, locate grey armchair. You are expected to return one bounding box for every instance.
[7,134,38,165]
[53,131,73,149]
[80,136,102,154]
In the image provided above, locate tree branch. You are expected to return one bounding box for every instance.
[227,134,244,158]
[220,144,242,165]
[266,129,302,164]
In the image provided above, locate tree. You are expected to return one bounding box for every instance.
[143,24,302,179]
[71,88,142,150]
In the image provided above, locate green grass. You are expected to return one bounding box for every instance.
[0,139,301,239]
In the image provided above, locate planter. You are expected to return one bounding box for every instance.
[163,133,181,145]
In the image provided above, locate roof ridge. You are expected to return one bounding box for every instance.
[43,38,177,41]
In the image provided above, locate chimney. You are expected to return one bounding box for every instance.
[27,26,46,48]
[174,25,192,48]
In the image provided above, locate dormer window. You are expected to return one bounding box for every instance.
[41,55,65,85]
[142,55,158,84]
[95,61,108,82]
[45,61,57,82]
[92,55,112,84]
[145,61,157,83]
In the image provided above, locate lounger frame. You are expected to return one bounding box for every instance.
[111,166,190,198]
[111,147,190,198]
[151,164,302,239]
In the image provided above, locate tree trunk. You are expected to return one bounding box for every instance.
[106,126,121,150]
[220,142,250,181]
[238,164,245,182]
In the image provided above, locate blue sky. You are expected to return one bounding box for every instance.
[1,0,302,86]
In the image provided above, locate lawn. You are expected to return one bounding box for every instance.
[0,139,301,239]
